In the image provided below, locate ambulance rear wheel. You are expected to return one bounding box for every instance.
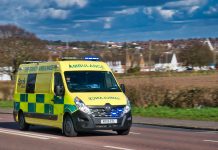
[63,115,77,137]
[116,128,130,135]
[18,111,29,131]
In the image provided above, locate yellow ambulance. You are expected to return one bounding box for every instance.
[13,57,132,136]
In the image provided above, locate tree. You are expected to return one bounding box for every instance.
[0,25,48,79]
[179,42,213,67]
[0,24,35,39]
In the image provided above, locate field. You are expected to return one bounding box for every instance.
[0,81,14,100]
[117,71,218,90]
[117,71,218,108]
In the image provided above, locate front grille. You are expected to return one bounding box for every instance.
[90,107,124,118]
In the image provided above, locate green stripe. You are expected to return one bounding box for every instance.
[44,104,50,114]
[50,105,54,114]
[14,102,20,111]
[36,94,44,103]
[28,103,35,113]
[54,96,64,104]
[64,104,77,113]
[44,104,54,114]
[20,94,28,102]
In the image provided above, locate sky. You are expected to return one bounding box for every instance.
[0,0,218,41]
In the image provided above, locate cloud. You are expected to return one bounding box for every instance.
[38,26,67,31]
[74,17,113,29]
[42,8,70,20]
[74,19,99,23]
[188,6,200,14]
[143,0,204,19]
[164,0,206,15]
[143,7,176,19]
[104,22,111,29]
[104,17,113,29]
[204,5,218,15]
[156,7,176,19]
[169,20,197,23]
[165,0,206,8]
[72,23,81,28]
[143,7,153,18]
[55,0,88,8]
[25,0,46,6]
[114,8,139,15]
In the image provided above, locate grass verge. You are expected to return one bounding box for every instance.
[132,106,218,122]
[0,100,13,108]
[1,101,218,122]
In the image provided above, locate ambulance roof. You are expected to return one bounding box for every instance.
[18,60,111,74]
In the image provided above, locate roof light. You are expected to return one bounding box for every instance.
[61,57,79,60]
[84,56,100,61]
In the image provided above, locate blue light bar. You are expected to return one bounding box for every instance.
[84,56,100,61]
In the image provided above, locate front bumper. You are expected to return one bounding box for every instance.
[71,110,132,131]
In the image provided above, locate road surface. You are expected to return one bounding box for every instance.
[0,113,217,150]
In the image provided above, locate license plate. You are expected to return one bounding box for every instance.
[101,119,117,124]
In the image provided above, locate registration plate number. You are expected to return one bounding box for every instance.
[101,119,117,124]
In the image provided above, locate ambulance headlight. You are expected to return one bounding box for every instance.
[74,97,91,115]
[123,97,131,114]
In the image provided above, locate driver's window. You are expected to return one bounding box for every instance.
[105,72,117,88]
[54,72,64,95]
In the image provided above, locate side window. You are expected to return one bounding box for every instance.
[26,74,37,93]
[54,72,64,96]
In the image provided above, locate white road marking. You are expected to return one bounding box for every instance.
[104,146,134,150]
[203,140,218,143]
[0,129,59,140]
[197,131,218,134]
[129,132,141,135]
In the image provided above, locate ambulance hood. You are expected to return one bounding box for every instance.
[71,92,127,106]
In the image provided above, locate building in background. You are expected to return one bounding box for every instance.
[106,61,124,73]
[154,52,185,72]
[0,67,12,81]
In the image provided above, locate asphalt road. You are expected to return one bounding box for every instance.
[0,114,217,150]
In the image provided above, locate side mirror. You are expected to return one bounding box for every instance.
[120,84,126,93]
[55,85,65,96]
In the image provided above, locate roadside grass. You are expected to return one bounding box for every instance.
[0,100,13,108]
[132,106,218,122]
[1,100,218,122]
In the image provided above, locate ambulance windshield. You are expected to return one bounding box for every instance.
[64,71,121,92]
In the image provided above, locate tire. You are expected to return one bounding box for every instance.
[116,128,130,135]
[18,111,29,131]
[63,115,77,137]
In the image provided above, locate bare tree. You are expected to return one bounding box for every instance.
[0,25,48,79]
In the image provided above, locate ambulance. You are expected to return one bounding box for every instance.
[13,57,132,136]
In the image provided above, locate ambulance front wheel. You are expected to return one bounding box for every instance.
[18,111,29,131]
[63,115,78,137]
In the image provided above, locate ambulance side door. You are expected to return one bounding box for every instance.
[53,72,65,121]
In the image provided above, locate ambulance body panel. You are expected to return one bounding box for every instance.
[13,59,132,136]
